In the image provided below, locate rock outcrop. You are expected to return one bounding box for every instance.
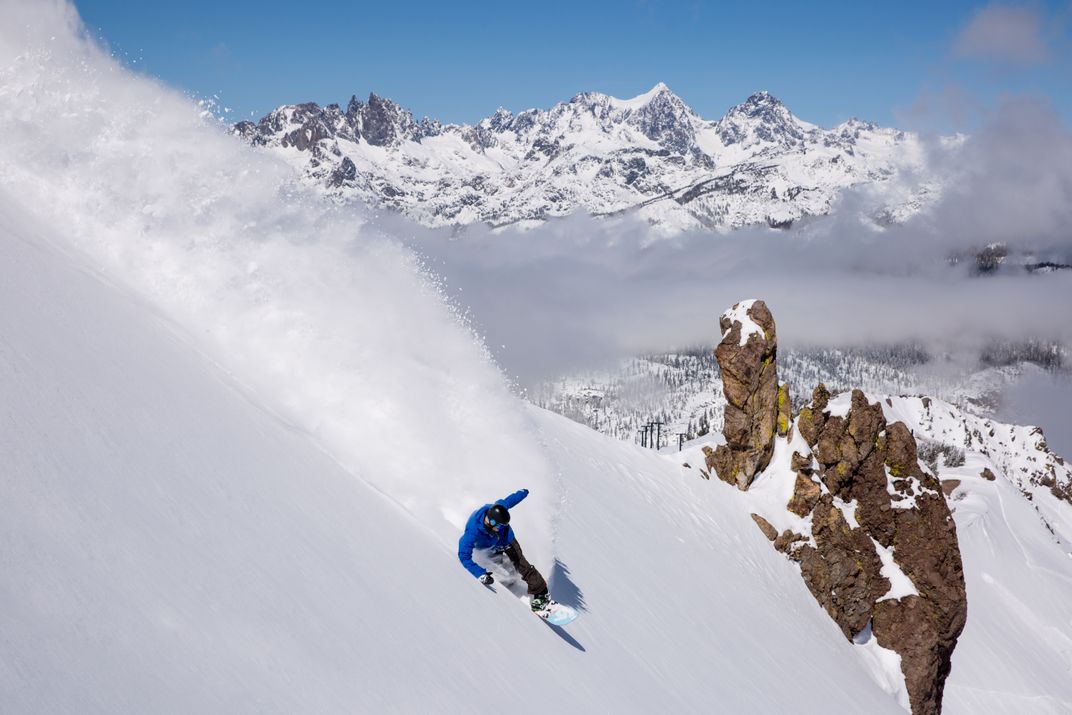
[792,388,967,715]
[706,299,779,490]
[798,492,888,637]
[750,513,778,541]
[710,299,968,715]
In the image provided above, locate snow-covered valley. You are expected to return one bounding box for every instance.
[2,3,1071,714]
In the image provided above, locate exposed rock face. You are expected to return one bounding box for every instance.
[787,472,821,517]
[872,597,947,712]
[329,156,357,188]
[707,299,779,490]
[774,529,808,555]
[356,93,420,147]
[797,383,830,446]
[793,388,967,715]
[798,494,888,637]
[751,513,778,541]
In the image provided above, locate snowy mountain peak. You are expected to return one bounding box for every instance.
[235,85,935,233]
[619,84,702,154]
[608,81,676,109]
[726,90,797,123]
[715,90,814,148]
[351,91,423,146]
[739,89,783,109]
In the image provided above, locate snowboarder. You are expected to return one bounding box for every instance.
[458,489,550,612]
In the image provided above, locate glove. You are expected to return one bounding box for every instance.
[479,572,494,585]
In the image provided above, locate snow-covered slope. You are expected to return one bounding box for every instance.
[0,173,911,713]
[234,85,943,234]
[883,394,1072,553]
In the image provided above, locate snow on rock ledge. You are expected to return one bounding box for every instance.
[720,298,764,346]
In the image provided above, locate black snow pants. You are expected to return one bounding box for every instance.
[502,537,548,597]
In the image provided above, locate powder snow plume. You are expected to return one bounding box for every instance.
[0,0,557,563]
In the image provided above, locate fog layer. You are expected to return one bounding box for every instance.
[399,102,1072,385]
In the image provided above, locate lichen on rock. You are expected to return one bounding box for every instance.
[777,382,792,437]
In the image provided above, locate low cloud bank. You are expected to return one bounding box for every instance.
[397,100,1072,386]
[998,371,1072,459]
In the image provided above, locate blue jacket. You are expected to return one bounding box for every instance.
[457,489,529,579]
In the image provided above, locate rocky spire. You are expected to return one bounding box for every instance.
[624,83,700,155]
[704,299,781,489]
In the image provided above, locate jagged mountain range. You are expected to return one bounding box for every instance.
[234,84,946,233]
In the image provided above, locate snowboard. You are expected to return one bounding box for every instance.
[532,598,578,626]
[484,556,578,626]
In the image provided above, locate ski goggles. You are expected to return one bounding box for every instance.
[486,517,505,530]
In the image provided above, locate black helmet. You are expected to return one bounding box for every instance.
[485,504,510,531]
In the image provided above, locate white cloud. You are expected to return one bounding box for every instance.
[953,4,1050,65]
[394,97,1072,386]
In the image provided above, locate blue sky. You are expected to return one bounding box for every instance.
[77,0,1071,129]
